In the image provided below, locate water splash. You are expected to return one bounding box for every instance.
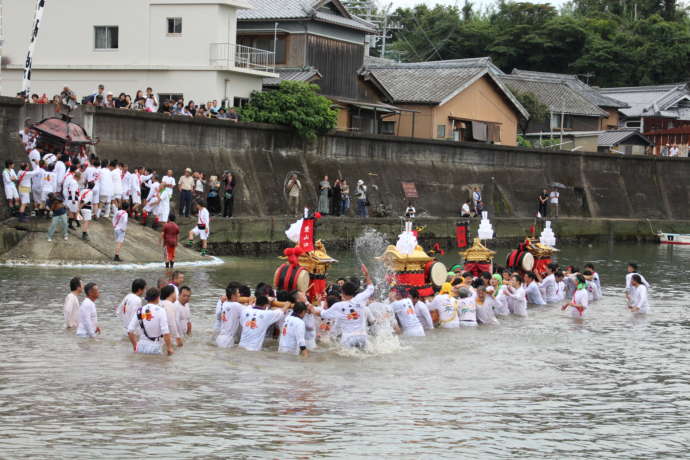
[353,228,391,294]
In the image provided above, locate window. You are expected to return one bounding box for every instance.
[238,35,286,64]
[95,26,119,49]
[379,121,395,135]
[233,97,250,108]
[550,113,573,130]
[625,120,641,128]
[167,17,182,35]
[437,124,446,138]
[159,93,184,104]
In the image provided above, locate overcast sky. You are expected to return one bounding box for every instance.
[387,0,567,9]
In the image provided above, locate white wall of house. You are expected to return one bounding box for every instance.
[2,0,269,102]
[2,68,263,106]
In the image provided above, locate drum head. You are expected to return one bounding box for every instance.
[521,252,535,271]
[430,262,448,288]
[296,269,310,292]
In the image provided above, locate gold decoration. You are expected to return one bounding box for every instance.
[281,240,338,275]
[377,244,433,272]
[462,238,496,262]
[524,238,559,258]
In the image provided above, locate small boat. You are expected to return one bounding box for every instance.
[658,232,690,245]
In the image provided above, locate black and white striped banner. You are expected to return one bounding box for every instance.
[21,0,47,97]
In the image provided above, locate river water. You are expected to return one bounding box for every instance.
[1,242,689,458]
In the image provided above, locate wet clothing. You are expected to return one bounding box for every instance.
[391,299,425,336]
[278,315,307,355]
[216,301,246,348]
[238,308,285,351]
[318,284,375,348]
[117,293,142,334]
[428,294,460,328]
[414,300,434,330]
[525,281,546,305]
[506,286,528,317]
[64,293,80,329]
[566,289,589,319]
[630,284,650,314]
[539,274,560,303]
[76,298,98,338]
[127,303,169,354]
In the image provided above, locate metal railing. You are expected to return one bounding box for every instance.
[209,43,275,73]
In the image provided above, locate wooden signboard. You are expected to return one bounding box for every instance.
[401,182,418,199]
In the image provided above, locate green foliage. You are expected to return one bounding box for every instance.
[239,81,337,140]
[513,91,549,134]
[388,1,690,86]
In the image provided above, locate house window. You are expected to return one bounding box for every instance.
[380,121,395,135]
[625,120,641,128]
[437,124,446,138]
[233,97,250,108]
[159,93,184,104]
[167,18,182,35]
[238,35,286,64]
[550,113,573,130]
[95,26,119,49]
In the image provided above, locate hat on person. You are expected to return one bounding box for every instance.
[107,91,113,96]
[185,168,192,173]
[357,179,364,185]
[98,84,105,89]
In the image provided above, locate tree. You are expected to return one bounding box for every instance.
[239,81,337,140]
[514,91,549,134]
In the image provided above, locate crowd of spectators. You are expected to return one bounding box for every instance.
[18,84,241,122]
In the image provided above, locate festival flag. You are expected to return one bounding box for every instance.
[299,218,315,252]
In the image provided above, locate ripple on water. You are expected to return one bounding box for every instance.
[1,243,690,458]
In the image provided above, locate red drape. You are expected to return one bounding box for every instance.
[533,258,551,277]
[463,262,492,278]
[299,218,315,252]
[308,277,327,302]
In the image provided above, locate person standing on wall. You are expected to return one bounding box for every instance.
[222,172,236,218]
[472,187,482,216]
[356,180,368,218]
[331,179,342,217]
[286,174,302,217]
[178,168,194,218]
[537,189,549,219]
[549,188,560,218]
[340,180,351,216]
[318,176,331,215]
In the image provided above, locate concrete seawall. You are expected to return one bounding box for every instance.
[3,99,689,223]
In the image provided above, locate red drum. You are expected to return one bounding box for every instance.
[424,260,448,288]
[506,250,535,272]
[273,263,310,292]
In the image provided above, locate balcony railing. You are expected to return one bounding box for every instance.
[210,43,275,73]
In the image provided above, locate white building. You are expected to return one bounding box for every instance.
[2,0,276,106]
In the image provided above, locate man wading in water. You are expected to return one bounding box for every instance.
[127,287,174,356]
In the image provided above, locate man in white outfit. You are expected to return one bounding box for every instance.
[216,282,246,348]
[98,160,114,218]
[116,279,146,335]
[628,275,650,315]
[76,283,101,338]
[538,263,560,303]
[278,302,310,356]
[127,288,174,355]
[64,277,82,329]
[315,265,375,348]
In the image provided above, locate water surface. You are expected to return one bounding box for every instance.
[1,242,689,458]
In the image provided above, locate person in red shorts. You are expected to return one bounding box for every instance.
[160,213,180,269]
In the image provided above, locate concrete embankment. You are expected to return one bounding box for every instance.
[0,218,208,265]
[191,216,679,255]
[3,100,690,223]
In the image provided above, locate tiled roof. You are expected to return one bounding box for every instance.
[238,0,376,32]
[598,129,651,147]
[511,69,629,109]
[599,84,690,118]
[362,58,529,118]
[263,67,322,87]
[500,75,608,117]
